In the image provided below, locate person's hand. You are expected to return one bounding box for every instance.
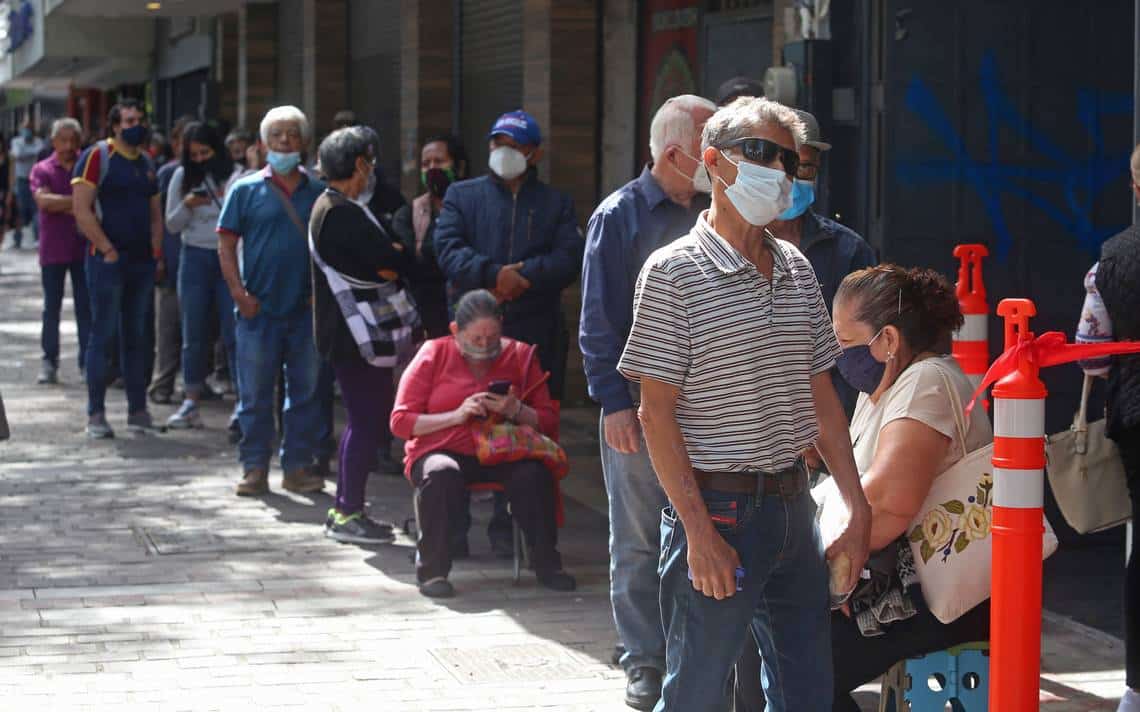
[234,291,260,319]
[245,144,263,170]
[825,498,872,594]
[453,393,488,424]
[803,445,823,471]
[603,408,641,454]
[183,193,212,209]
[686,524,742,600]
[102,247,120,264]
[494,263,531,302]
[481,389,520,418]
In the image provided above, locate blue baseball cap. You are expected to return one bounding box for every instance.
[488,110,542,147]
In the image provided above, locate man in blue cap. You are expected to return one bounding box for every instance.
[434,109,583,555]
[435,110,583,399]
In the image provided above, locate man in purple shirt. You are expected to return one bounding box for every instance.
[31,118,89,385]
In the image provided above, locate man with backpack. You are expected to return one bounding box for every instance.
[72,98,164,439]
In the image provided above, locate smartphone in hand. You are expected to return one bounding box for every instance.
[487,379,511,396]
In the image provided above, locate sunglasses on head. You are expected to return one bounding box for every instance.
[717,137,799,178]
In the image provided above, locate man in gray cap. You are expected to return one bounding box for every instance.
[767,108,876,413]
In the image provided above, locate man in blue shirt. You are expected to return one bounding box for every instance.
[217,105,326,497]
[72,98,164,439]
[579,94,716,711]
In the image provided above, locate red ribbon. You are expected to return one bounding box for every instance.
[965,331,1140,415]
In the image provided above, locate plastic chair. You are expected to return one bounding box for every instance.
[879,642,989,712]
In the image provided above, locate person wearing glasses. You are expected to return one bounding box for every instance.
[618,97,871,711]
[767,110,877,416]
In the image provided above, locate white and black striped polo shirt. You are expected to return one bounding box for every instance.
[617,212,842,473]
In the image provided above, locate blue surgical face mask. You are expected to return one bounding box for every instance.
[835,328,887,394]
[119,124,148,147]
[779,178,816,220]
[266,150,302,175]
[21,128,33,140]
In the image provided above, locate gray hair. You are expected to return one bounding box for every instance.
[50,118,81,140]
[317,126,378,181]
[259,105,310,145]
[701,97,806,152]
[454,289,501,330]
[649,94,717,162]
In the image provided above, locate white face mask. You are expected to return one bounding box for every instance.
[671,149,712,194]
[716,150,792,227]
[489,145,528,180]
[355,170,376,207]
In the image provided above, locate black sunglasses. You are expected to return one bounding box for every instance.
[717,137,799,178]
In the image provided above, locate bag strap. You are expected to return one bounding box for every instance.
[1072,373,1093,455]
[264,175,308,240]
[929,359,970,460]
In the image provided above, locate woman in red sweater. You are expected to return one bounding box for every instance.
[391,289,576,598]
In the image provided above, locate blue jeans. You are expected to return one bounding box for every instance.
[84,253,155,416]
[600,413,668,673]
[41,260,91,370]
[14,177,36,245]
[656,487,831,712]
[178,244,235,395]
[234,309,319,472]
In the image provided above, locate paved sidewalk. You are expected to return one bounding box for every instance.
[0,247,1130,710]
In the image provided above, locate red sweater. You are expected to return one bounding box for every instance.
[390,336,558,477]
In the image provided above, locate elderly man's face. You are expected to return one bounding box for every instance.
[265,122,303,154]
[52,129,80,164]
[709,122,796,188]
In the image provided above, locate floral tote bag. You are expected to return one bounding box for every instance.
[905,361,1058,623]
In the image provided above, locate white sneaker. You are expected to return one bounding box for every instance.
[166,400,202,429]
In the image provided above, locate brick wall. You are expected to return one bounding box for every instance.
[239,3,277,131]
[398,0,453,197]
[313,0,349,137]
[217,12,239,129]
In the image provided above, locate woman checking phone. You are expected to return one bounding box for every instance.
[164,122,241,429]
[390,289,576,598]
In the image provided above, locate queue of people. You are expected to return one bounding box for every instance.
[21,86,1137,712]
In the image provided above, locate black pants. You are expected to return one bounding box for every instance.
[733,601,990,711]
[411,451,561,582]
[1118,426,1140,689]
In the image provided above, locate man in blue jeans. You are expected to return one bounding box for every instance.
[579,94,715,711]
[11,115,45,249]
[617,97,871,711]
[217,105,325,497]
[32,118,89,386]
[73,99,164,438]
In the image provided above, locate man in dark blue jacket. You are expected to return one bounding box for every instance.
[434,110,583,401]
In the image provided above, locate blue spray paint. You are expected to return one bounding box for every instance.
[895,51,1132,260]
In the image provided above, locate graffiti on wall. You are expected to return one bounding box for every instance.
[895,51,1132,261]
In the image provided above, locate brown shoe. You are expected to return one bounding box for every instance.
[282,467,325,494]
[236,467,269,496]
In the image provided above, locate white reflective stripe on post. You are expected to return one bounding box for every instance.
[993,398,1046,439]
[993,467,1045,508]
[954,314,988,343]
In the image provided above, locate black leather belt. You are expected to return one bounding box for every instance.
[692,459,807,498]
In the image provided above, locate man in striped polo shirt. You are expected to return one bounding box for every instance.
[618,97,871,711]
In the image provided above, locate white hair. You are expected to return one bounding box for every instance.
[701,97,806,152]
[259,105,310,144]
[51,117,82,140]
[649,94,717,162]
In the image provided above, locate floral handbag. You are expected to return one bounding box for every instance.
[905,362,1058,624]
[470,365,569,480]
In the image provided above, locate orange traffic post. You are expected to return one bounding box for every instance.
[989,298,1047,711]
[952,244,990,391]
